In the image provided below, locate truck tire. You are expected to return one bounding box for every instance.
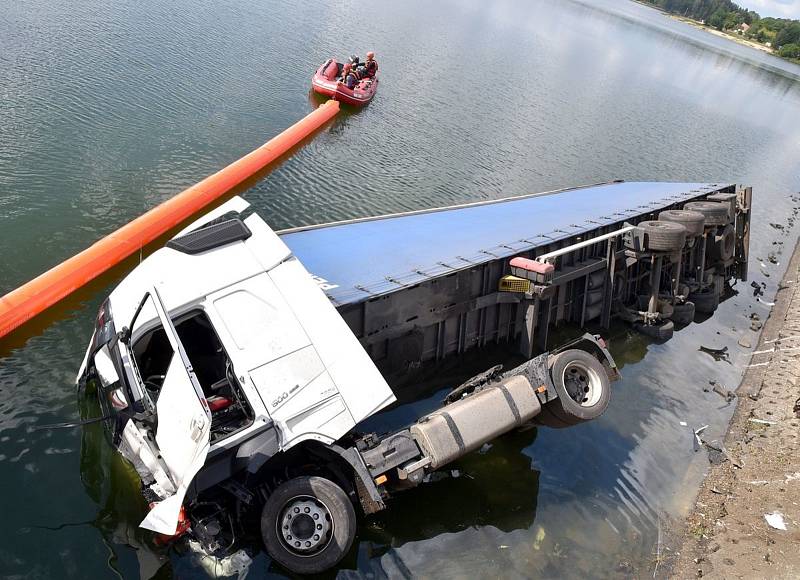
[535,350,611,428]
[638,220,686,252]
[658,209,705,237]
[261,476,356,575]
[671,301,695,325]
[683,201,729,227]
[636,320,674,341]
[689,286,719,314]
[636,295,674,317]
[712,224,735,262]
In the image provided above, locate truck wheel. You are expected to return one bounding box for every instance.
[261,476,356,575]
[635,320,674,341]
[671,301,695,325]
[638,220,686,252]
[689,286,719,314]
[536,350,611,428]
[683,201,729,227]
[712,224,735,262]
[658,209,705,237]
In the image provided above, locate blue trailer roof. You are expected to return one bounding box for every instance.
[279,181,728,306]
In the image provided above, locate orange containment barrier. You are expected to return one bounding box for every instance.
[0,100,340,339]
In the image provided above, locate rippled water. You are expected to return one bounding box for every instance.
[2,0,800,577]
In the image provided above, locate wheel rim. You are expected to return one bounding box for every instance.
[561,361,603,407]
[277,495,333,556]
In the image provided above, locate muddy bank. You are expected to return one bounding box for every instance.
[669,237,800,578]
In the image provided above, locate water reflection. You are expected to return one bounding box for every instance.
[79,382,168,578]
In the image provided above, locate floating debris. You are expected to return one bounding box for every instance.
[711,382,735,403]
[693,425,709,451]
[533,526,546,550]
[699,345,730,363]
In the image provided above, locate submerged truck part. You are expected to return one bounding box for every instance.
[411,374,542,469]
[360,337,616,485]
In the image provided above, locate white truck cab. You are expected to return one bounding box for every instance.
[77,196,617,574]
[78,197,395,532]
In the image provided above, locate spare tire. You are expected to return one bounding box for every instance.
[684,201,729,227]
[712,224,735,262]
[535,350,611,428]
[638,220,686,252]
[658,210,705,237]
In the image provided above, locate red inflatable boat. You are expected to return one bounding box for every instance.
[311,58,378,106]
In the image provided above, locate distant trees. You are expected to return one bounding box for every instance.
[775,22,800,46]
[778,44,800,59]
[745,18,800,55]
[641,0,800,60]
[708,8,728,30]
[644,0,751,29]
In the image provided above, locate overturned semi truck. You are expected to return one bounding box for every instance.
[77,181,750,574]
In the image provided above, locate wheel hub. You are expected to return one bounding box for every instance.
[562,362,602,407]
[278,496,332,555]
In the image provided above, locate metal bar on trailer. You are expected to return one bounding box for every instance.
[536,225,637,263]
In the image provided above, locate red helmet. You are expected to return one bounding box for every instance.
[366,51,375,59]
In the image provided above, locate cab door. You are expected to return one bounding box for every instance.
[134,287,213,535]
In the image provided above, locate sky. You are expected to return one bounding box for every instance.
[736,0,800,19]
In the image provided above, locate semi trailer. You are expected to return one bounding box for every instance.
[76,181,750,574]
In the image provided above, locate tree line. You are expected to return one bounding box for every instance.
[641,0,800,60]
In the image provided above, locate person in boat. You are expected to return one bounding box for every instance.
[348,55,366,81]
[363,51,378,78]
[340,63,357,89]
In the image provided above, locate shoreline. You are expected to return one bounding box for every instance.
[671,15,774,55]
[668,235,800,577]
[631,0,800,65]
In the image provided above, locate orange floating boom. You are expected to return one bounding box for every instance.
[0,100,340,339]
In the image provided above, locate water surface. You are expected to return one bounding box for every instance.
[2,0,800,577]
